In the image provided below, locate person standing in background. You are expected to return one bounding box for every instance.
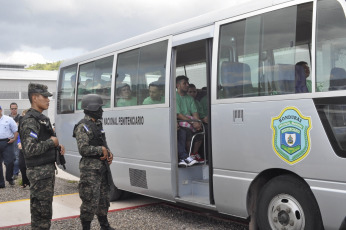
[9,102,20,179]
[17,109,30,188]
[0,105,18,188]
[19,83,65,229]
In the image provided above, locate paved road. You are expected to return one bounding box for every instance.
[0,167,249,230]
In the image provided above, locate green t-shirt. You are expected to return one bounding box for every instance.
[142,96,165,105]
[176,92,197,116]
[116,97,137,107]
[198,95,208,119]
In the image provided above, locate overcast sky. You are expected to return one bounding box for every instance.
[0,0,243,66]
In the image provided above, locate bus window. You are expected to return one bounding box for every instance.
[57,64,77,114]
[115,40,167,107]
[316,0,346,92]
[217,3,312,98]
[76,56,113,109]
[176,63,207,89]
[315,97,346,158]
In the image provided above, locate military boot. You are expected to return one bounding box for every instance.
[81,221,91,230]
[97,215,115,230]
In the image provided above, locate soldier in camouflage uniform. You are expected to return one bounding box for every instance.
[73,94,114,230]
[19,83,65,229]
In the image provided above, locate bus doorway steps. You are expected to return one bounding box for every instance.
[192,179,209,197]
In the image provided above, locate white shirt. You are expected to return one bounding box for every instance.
[0,115,18,139]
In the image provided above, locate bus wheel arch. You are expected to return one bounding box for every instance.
[246,169,323,230]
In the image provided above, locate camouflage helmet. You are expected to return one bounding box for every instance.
[81,94,103,111]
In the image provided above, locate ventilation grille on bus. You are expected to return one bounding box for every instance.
[129,168,148,189]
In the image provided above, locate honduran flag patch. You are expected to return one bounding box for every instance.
[30,131,38,139]
[83,125,89,132]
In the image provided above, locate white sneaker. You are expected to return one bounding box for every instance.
[184,157,197,167]
[178,159,187,167]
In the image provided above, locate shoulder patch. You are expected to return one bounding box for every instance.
[83,124,89,132]
[30,131,38,139]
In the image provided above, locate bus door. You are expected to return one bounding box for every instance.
[172,37,214,206]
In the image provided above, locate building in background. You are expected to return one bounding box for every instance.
[0,63,57,123]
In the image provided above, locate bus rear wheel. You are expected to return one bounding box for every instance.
[256,174,323,230]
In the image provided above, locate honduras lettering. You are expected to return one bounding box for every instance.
[103,116,144,126]
[271,107,312,165]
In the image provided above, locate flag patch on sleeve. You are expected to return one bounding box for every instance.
[30,131,38,139]
[83,125,89,132]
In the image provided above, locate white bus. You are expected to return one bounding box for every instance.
[55,0,346,229]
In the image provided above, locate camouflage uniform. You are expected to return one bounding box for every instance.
[19,84,56,230]
[73,115,111,222]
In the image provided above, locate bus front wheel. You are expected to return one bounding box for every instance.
[256,174,323,230]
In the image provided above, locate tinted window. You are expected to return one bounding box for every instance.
[314,97,346,157]
[76,56,113,109]
[115,40,167,107]
[57,64,77,114]
[316,0,346,92]
[217,3,313,99]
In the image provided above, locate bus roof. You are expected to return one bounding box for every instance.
[61,0,295,67]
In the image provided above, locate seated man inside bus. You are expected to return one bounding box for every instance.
[187,84,207,163]
[116,83,137,107]
[142,81,165,105]
[86,72,110,90]
[177,123,196,167]
[176,75,204,164]
[295,61,312,92]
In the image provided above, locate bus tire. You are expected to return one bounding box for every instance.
[256,174,323,230]
[110,184,123,201]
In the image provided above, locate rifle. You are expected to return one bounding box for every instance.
[103,149,114,187]
[51,123,66,170]
[56,145,66,170]
[100,131,114,187]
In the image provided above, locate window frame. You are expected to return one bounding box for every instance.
[112,36,172,110]
[56,64,78,114]
[75,54,115,111]
[211,0,315,105]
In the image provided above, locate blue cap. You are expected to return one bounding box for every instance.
[0,106,2,110]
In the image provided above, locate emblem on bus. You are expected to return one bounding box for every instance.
[271,107,312,165]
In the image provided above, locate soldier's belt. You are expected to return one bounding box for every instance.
[83,155,102,159]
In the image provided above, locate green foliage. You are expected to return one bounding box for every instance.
[26,61,62,71]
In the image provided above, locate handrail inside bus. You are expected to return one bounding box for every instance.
[177,119,206,165]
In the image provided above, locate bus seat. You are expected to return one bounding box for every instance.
[273,64,295,94]
[329,67,346,91]
[295,64,309,93]
[220,61,252,98]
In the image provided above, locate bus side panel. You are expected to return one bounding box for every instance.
[307,179,346,230]
[112,159,173,201]
[55,113,84,177]
[211,99,346,227]
[105,108,173,200]
[213,169,255,218]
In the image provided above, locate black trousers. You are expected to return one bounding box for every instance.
[19,150,29,186]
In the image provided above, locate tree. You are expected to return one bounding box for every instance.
[26,61,62,71]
